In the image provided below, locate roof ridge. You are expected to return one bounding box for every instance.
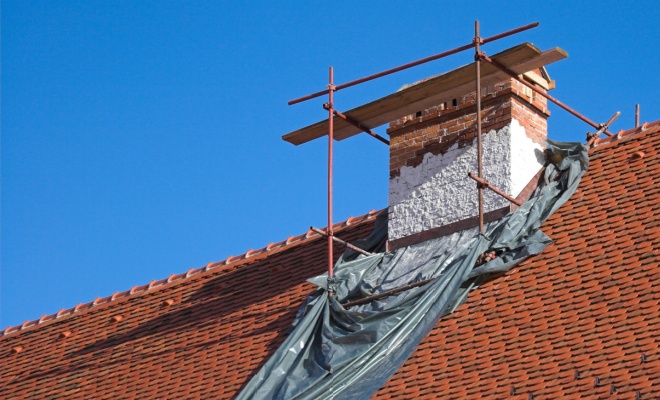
[592,118,660,148]
[1,209,385,337]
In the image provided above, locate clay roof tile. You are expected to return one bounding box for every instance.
[1,123,659,399]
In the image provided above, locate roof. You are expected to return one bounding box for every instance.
[0,211,382,398]
[374,122,660,399]
[2,122,659,399]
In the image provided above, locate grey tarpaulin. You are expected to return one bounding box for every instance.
[237,140,588,400]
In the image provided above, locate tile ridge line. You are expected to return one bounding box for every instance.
[1,208,385,338]
[592,119,660,149]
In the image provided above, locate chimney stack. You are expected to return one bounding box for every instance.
[388,75,551,247]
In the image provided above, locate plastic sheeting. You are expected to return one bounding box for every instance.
[237,141,588,400]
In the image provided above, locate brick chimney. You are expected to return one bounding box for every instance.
[387,76,550,247]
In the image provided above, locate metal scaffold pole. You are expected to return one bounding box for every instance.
[327,67,335,295]
[475,21,485,233]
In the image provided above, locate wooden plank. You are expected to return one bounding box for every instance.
[283,43,567,145]
[523,70,551,90]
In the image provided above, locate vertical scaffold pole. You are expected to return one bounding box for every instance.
[474,21,484,233]
[327,67,335,295]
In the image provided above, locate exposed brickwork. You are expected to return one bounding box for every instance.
[388,79,549,178]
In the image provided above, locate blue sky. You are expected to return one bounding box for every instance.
[2,1,659,329]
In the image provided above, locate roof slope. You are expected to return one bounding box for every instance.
[1,123,659,399]
[375,123,660,399]
[0,212,382,399]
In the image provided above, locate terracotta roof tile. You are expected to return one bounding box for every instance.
[0,211,382,398]
[371,122,660,399]
[1,123,659,399]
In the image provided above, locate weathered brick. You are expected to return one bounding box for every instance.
[388,77,549,176]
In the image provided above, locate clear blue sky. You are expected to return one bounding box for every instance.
[2,1,659,329]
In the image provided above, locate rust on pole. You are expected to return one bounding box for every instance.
[468,173,523,206]
[586,135,598,147]
[478,53,615,137]
[310,227,373,257]
[601,111,621,133]
[475,20,485,233]
[342,278,435,308]
[327,67,335,295]
[587,111,620,146]
[288,22,540,105]
[481,22,539,44]
[635,104,640,128]
[326,106,390,145]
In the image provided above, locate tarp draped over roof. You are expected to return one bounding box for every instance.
[237,141,588,400]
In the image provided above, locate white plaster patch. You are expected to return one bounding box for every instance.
[388,119,544,241]
[509,119,546,197]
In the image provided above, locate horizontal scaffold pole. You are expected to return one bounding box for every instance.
[310,227,373,257]
[587,111,620,146]
[321,104,390,145]
[468,173,523,206]
[288,22,540,105]
[342,278,435,308]
[478,52,615,137]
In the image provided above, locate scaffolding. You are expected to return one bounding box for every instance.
[283,21,620,296]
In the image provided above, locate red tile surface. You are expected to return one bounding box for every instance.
[375,122,660,399]
[1,122,659,399]
[0,211,381,399]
